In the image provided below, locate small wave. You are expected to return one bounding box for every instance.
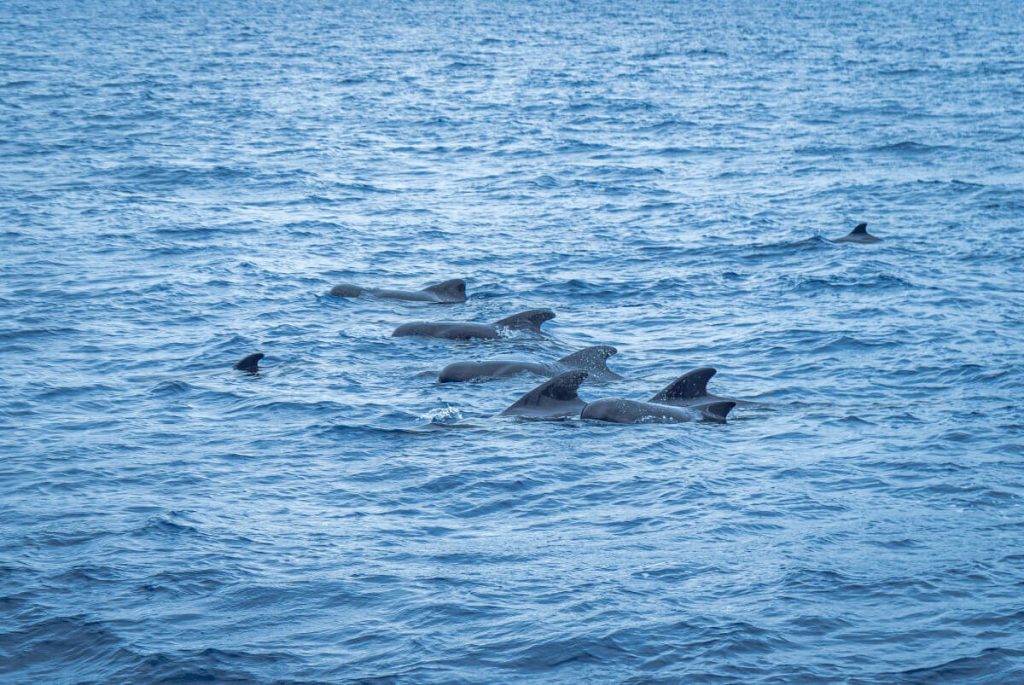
[424,404,462,424]
[134,514,204,539]
[740,235,831,258]
[656,145,743,157]
[784,273,913,293]
[794,144,852,156]
[885,647,1024,683]
[867,141,950,154]
[0,326,81,341]
[147,380,198,395]
[315,422,422,440]
[685,47,729,58]
[108,163,253,188]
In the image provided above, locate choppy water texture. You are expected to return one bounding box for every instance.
[3,1,1024,682]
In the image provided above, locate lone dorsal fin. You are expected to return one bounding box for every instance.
[421,278,466,302]
[850,222,868,235]
[493,308,555,331]
[558,346,618,372]
[234,352,264,373]
[699,401,735,423]
[502,370,587,414]
[650,367,716,402]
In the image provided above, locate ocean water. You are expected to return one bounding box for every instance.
[2,0,1023,682]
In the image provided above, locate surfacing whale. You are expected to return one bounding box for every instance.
[831,222,882,244]
[330,278,466,303]
[439,345,622,383]
[234,353,264,373]
[500,371,737,423]
[393,308,554,340]
[649,367,757,408]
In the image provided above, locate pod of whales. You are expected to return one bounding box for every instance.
[330,278,466,303]
[831,222,881,244]
[438,345,622,383]
[234,353,263,373]
[502,369,738,423]
[237,220,845,423]
[393,308,555,340]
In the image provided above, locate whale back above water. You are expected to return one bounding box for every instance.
[831,222,882,244]
[393,308,555,340]
[392,321,499,339]
[438,360,551,382]
[581,398,735,424]
[330,278,466,303]
[501,370,588,419]
[438,345,622,383]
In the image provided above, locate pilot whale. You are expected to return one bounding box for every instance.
[501,371,736,423]
[439,345,622,383]
[393,308,554,340]
[330,278,466,303]
[831,222,882,244]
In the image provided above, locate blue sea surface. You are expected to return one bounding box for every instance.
[2,1,1024,682]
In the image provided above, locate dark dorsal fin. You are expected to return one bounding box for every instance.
[699,401,735,423]
[850,222,868,235]
[650,367,717,402]
[421,278,466,302]
[234,353,264,373]
[558,346,618,372]
[502,370,587,414]
[493,308,555,331]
